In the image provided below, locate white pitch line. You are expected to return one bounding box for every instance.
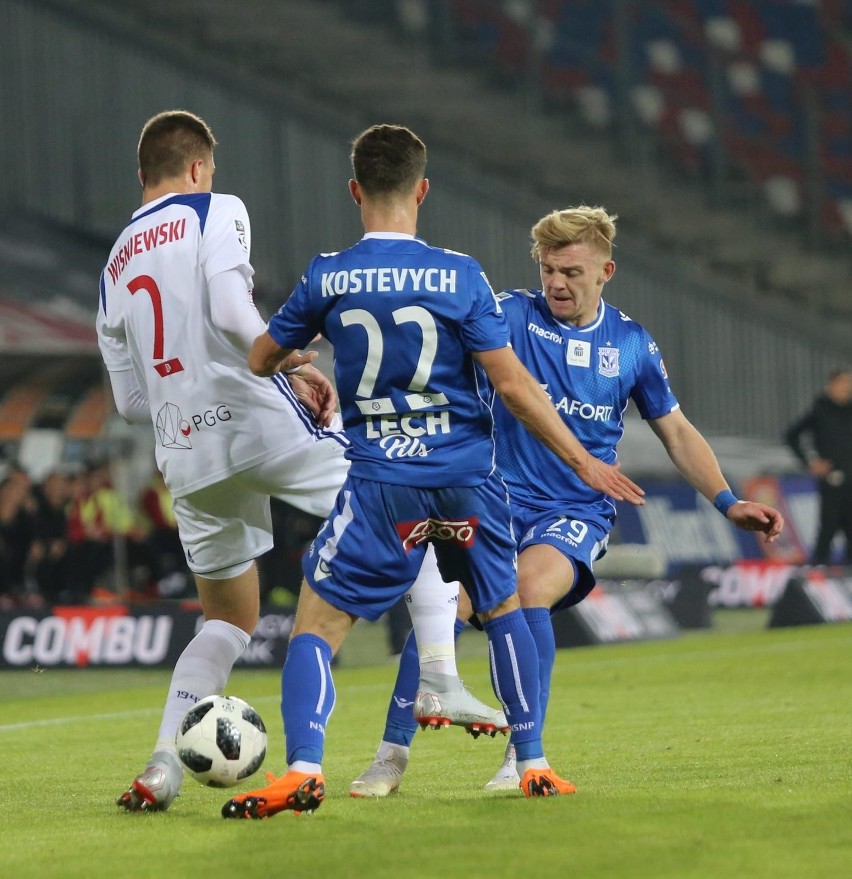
[0,697,282,734]
[0,707,160,733]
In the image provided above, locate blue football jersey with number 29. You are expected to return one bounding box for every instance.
[494,289,679,528]
[267,233,510,487]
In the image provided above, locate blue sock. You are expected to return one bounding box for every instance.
[483,609,542,761]
[281,633,336,766]
[381,618,467,746]
[383,629,420,746]
[523,606,555,731]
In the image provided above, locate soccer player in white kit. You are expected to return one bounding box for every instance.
[99,111,502,812]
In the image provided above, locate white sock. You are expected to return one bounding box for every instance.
[290,760,322,774]
[153,618,251,754]
[407,545,460,677]
[517,757,549,775]
[377,740,409,760]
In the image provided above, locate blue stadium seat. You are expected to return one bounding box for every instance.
[438,0,852,239]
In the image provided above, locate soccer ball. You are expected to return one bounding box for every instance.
[175,695,267,788]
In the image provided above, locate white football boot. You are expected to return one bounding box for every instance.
[414,672,509,738]
[349,743,409,798]
[116,750,184,812]
[484,742,520,791]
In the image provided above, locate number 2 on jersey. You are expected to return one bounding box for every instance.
[128,274,185,377]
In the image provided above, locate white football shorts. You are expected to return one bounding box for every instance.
[173,430,350,577]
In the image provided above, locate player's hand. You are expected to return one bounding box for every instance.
[277,349,319,372]
[808,458,832,478]
[286,364,338,427]
[727,501,785,543]
[575,455,645,505]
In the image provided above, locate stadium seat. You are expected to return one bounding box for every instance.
[0,383,51,443]
[64,386,110,441]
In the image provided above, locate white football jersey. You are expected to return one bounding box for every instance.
[97,192,336,498]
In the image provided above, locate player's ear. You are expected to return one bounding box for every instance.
[189,159,203,185]
[415,178,429,205]
[137,167,145,188]
[349,179,362,205]
[601,260,616,283]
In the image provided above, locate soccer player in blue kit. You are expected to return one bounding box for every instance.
[350,204,786,797]
[221,130,646,818]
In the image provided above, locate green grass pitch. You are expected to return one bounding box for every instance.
[2,617,850,879]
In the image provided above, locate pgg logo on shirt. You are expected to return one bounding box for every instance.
[155,402,233,448]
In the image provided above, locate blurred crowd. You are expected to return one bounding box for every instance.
[0,458,337,615]
[0,459,189,610]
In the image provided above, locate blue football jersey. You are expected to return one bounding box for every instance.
[493,289,679,526]
[267,233,510,487]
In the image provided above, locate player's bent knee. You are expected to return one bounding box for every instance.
[478,592,521,624]
[516,578,566,610]
[292,581,356,653]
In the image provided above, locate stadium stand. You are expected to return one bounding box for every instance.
[2,0,846,440]
[353,0,851,319]
[97,0,852,326]
[64,386,110,442]
[0,211,109,471]
[0,373,55,443]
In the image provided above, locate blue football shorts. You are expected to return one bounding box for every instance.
[302,473,518,620]
[512,503,612,611]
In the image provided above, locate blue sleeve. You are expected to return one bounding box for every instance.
[267,261,323,350]
[460,262,510,352]
[630,327,680,420]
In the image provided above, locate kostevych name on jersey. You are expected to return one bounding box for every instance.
[321,267,457,296]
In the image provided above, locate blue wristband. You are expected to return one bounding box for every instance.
[713,489,738,517]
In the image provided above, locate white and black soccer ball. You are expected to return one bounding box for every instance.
[175,695,267,788]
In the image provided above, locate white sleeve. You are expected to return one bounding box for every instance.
[202,193,253,280]
[108,369,151,423]
[209,268,268,352]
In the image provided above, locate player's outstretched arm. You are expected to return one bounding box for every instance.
[474,346,645,505]
[648,410,785,543]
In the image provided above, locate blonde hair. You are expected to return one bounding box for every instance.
[530,206,617,262]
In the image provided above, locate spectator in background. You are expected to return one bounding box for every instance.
[66,462,115,600]
[27,469,72,605]
[139,467,189,598]
[785,366,852,565]
[66,461,150,601]
[257,498,323,607]
[0,463,36,605]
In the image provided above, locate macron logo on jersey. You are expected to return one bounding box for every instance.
[528,321,562,344]
[321,267,457,296]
